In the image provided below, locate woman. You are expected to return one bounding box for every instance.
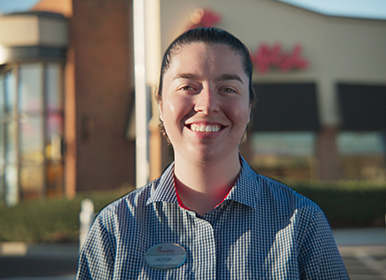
[76,27,348,279]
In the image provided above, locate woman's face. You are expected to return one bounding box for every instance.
[159,43,251,164]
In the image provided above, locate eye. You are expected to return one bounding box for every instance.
[180,86,195,91]
[177,84,200,94]
[220,87,237,93]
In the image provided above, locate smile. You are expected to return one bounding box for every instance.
[190,124,222,133]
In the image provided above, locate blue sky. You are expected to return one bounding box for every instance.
[277,0,386,20]
[0,0,39,14]
[0,0,386,19]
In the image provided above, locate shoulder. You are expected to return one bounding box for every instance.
[257,173,331,232]
[94,178,160,226]
[240,158,320,213]
[243,162,324,225]
[258,173,319,210]
[236,158,326,233]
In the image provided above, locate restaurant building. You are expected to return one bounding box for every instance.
[0,0,385,205]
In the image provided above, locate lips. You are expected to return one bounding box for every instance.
[189,123,222,133]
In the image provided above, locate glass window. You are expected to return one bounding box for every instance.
[1,62,64,204]
[46,63,62,112]
[47,112,63,138]
[0,76,4,205]
[0,75,3,117]
[338,132,386,181]
[0,75,4,163]
[5,122,17,164]
[45,63,63,195]
[20,115,45,196]
[45,63,63,162]
[4,164,18,205]
[18,64,45,198]
[4,122,18,206]
[4,70,17,164]
[19,64,43,113]
[251,132,316,181]
[3,70,18,206]
[20,163,44,196]
[20,116,44,163]
[338,132,384,155]
[5,70,15,113]
[252,132,315,156]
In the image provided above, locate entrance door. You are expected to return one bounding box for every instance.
[0,62,64,206]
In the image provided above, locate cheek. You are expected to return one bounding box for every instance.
[162,102,177,123]
[164,97,191,118]
[161,99,183,133]
[227,102,251,123]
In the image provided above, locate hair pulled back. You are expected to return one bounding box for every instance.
[157,27,256,106]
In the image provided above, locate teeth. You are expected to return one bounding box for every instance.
[190,124,221,133]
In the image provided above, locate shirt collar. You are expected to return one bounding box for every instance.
[146,156,259,209]
[146,162,178,205]
[225,156,259,209]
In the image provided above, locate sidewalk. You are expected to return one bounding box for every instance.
[334,228,386,280]
[0,243,79,280]
[333,227,385,246]
[0,228,385,279]
[0,243,79,258]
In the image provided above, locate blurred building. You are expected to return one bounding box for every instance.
[0,0,385,205]
[0,0,136,205]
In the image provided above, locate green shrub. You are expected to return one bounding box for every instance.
[0,182,385,243]
[290,181,386,228]
[0,187,133,243]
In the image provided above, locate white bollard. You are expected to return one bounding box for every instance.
[79,198,94,251]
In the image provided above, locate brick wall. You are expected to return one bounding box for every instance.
[72,0,135,191]
[33,0,136,192]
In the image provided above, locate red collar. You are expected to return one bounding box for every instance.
[175,181,233,212]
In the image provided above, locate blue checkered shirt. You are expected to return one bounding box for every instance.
[76,157,348,279]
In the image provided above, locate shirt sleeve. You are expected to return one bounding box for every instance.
[75,215,115,280]
[298,207,349,279]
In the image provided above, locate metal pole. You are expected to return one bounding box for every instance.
[133,0,150,188]
[79,198,94,251]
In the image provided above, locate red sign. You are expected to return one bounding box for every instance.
[186,8,309,75]
[250,43,309,74]
[187,8,221,30]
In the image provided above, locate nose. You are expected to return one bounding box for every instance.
[194,87,220,114]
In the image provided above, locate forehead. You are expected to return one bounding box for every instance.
[172,42,240,57]
[166,43,245,76]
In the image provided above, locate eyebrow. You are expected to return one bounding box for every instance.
[173,73,244,84]
[173,73,199,81]
[214,73,243,84]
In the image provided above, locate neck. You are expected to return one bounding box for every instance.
[174,154,241,215]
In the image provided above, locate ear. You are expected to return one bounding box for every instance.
[248,104,252,123]
[158,101,163,121]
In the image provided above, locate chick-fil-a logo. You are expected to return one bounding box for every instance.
[157,246,174,254]
[250,43,309,74]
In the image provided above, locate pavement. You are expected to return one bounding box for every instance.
[0,227,385,279]
[334,228,386,280]
[0,243,78,280]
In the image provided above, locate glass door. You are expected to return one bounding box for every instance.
[3,70,19,206]
[45,63,64,196]
[0,62,64,205]
[19,63,45,199]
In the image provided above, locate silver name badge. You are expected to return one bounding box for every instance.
[145,243,187,269]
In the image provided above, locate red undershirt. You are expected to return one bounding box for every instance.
[175,180,234,212]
